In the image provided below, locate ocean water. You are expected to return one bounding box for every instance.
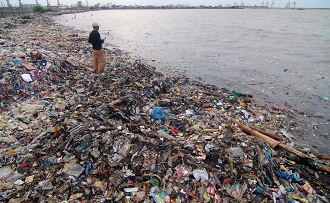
[54,9,330,154]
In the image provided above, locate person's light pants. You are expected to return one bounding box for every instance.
[92,49,106,73]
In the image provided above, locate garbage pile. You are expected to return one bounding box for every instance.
[0,14,329,203]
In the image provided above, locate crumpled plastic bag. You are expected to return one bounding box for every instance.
[152,107,166,121]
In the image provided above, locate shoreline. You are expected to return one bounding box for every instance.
[2,11,329,163]
[0,13,329,202]
[64,9,329,155]
[83,8,329,155]
[184,65,330,155]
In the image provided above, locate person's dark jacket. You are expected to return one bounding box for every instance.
[88,30,104,50]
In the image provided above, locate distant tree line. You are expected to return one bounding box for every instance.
[32,5,53,13]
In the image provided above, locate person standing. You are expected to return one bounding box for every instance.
[88,22,107,73]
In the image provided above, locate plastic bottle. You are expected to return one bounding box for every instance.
[233,90,253,98]
[153,193,165,203]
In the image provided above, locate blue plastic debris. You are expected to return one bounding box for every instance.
[152,107,166,121]
[158,125,168,131]
[276,170,291,181]
[44,158,52,167]
[82,160,92,176]
[12,59,19,65]
[253,186,264,195]
[124,93,134,99]
[291,172,306,184]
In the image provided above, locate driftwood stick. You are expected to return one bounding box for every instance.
[225,116,330,173]
[278,143,308,158]
[320,153,330,161]
[225,116,279,148]
[250,126,284,141]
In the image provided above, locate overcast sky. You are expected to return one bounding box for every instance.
[1,0,330,8]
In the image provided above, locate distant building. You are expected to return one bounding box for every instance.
[77,1,82,7]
